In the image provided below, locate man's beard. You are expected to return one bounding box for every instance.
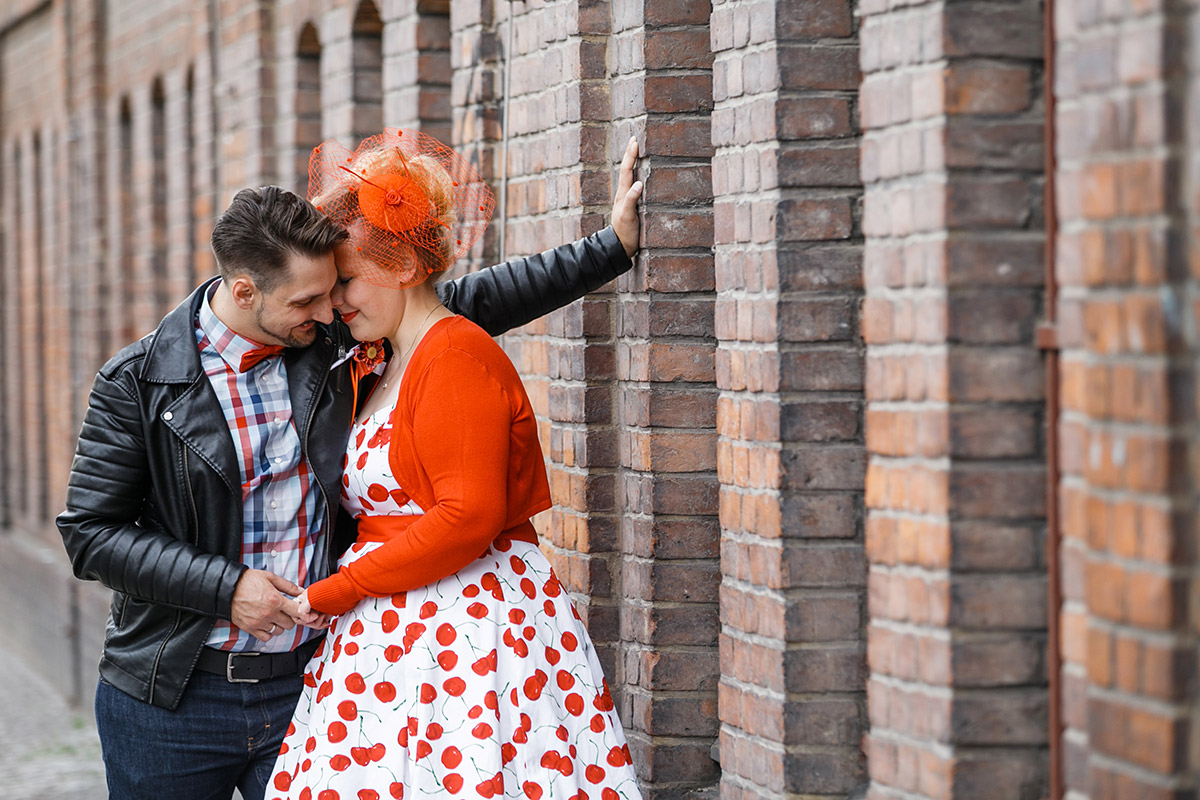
[253,304,319,349]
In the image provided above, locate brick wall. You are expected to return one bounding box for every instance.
[9,0,1200,797]
[1054,0,1200,794]
[379,1,451,145]
[610,2,721,796]
[712,0,867,798]
[859,0,1049,796]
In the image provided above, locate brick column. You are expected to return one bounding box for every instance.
[104,96,132,346]
[40,123,73,535]
[164,67,197,302]
[712,1,867,798]
[380,1,422,134]
[18,131,47,529]
[39,2,72,523]
[273,16,316,197]
[128,85,162,336]
[450,0,627,729]
[484,0,624,738]
[609,2,721,797]
[321,0,383,150]
[449,1,502,271]
[859,0,1048,797]
[2,138,24,529]
[216,0,277,195]
[191,42,219,283]
[1054,0,1200,795]
[381,0,452,144]
[451,2,721,794]
[63,0,110,455]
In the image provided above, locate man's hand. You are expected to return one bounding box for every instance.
[230,569,304,642]
[612,137,643,257]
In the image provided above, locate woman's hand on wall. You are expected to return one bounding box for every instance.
[612,137,643,257]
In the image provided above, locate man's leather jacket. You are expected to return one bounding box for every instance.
[57,228,631,709]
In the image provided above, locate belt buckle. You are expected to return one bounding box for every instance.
[226,651,263,684]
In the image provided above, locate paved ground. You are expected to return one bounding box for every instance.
[0,655,106,799]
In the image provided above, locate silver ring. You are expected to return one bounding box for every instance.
[269,623,277,634]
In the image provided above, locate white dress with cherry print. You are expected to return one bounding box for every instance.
[268,406,642,800]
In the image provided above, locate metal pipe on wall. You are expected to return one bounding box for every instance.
[1040,0,1064,791]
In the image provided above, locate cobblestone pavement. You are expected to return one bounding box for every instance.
[0,656,106,800]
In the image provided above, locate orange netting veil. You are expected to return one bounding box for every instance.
[308,128,496,289]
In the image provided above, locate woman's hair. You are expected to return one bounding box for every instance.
[211,186,347,291]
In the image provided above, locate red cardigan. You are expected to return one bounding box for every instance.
[306,316,551,615]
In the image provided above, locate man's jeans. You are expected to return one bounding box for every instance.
[95,670,304,800]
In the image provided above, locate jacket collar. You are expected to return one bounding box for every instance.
[140,278,217,384]
[136,278,348,496]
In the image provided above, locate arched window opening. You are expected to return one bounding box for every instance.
[118,95,135,344]
[31,132,48,520]
[185,66,199,285]
[351,0,383,146]
[151,77,168,316]
[416,0,451,143]
[296,23,323,193]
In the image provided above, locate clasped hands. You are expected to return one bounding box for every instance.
[230,569,331,643]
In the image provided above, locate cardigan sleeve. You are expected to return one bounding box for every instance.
[306,347,512,615]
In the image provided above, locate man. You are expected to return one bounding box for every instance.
[57,140,642,800]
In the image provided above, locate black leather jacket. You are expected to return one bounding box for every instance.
[57,227,631,709]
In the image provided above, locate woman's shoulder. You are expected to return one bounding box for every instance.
[438,314,496,345]
[414,315,518,382]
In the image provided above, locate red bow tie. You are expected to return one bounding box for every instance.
[239,344,286,373]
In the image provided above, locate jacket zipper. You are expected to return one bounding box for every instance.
[182,448,200,546]
[148,445,200,705]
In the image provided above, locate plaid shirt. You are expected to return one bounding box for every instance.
[196,287,327,653]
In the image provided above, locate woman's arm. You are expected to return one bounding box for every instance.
[437,226,630,336]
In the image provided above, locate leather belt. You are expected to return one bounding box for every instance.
[195,636,323,684]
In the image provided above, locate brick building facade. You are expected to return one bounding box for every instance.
[0,0,1194,798]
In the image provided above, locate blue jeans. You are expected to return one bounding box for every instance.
[95,670,304,800]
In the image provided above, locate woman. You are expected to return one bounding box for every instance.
[268,129,642,800]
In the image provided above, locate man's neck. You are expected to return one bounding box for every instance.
[208,281,266,345]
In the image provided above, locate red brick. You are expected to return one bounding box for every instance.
[944,62,1033,115]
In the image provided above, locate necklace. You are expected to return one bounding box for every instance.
[380,305,440,390]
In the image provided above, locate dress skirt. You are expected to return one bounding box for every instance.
[268,537,641,800]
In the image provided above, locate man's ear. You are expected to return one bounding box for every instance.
[228,275,260,310]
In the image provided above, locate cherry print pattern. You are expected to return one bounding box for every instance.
[341,409,424,519]
[268,539,641,800]
[268,410,641,800]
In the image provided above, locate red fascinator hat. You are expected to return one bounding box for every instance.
[308,128,495,288]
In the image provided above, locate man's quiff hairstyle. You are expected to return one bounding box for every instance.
[210,186,348,292]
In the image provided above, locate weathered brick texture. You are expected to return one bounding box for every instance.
[611,2,721,796]
[859,0,1049,796]
[713,0,867,798]
[1054,0,1200,795]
